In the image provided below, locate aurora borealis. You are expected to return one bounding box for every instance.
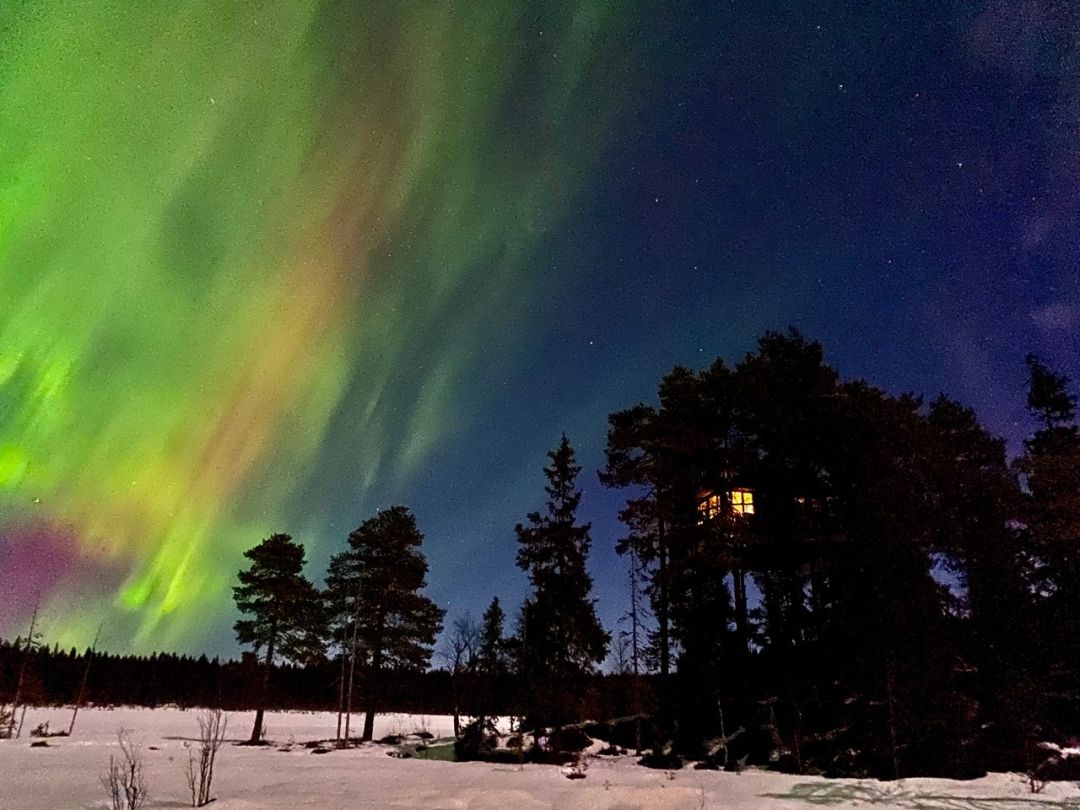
[2,2,1079,655]
[0,2,643,650]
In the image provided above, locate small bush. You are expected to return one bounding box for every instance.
[30,721,68,739]
[454,719,498,762]
[639,750,683,770]
[547,726,592,754]
[184,709,227,807]
[102,729,148,810]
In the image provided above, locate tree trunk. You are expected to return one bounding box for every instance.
[657,518,670,678]
[362,639,382,742]
[9,599,39,739]
[335,619,347,744]
[362,706,376,743]
[655,517,673,727]
[343,617,360,746]
[249,633,276,744]
[885,657,901,780]
[452,668,461,737]
[629,546,643,755]
[733,567,749,654]
[342,583,364,747]
[69,623,102,736]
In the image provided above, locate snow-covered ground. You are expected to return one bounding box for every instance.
[2,706,1079,809]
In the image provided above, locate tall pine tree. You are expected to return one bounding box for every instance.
[1019,354,1080,736]
[324,506,444,742]
[233,533,325,743]
[516,436,608,729]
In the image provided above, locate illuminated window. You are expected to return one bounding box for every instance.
[698,488,754,521]
[730,488,754,516]
[698,492,724,522]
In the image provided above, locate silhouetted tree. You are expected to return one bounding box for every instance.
[923,395,1032,769]
[1018,354,1080,737]
[442,614,478,736]
[324,506,444,742]
[471,597,509,727]
[233,533,325,743]
[478,597,508,676]
[601,330,1037,776]
[516,436,608,729]
[601,404,672,678]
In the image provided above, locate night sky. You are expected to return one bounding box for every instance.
[1,1,1077,656]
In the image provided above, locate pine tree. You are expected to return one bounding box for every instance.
[478,597,508,675]
[926,395,1031,770]
[1026,354,1077,430]
[471,596,509,726]
[1019,354,1080,735]
[233,533,325,744]
[601,404,671,678]
[516,436,608,729]
[324,506,444,742]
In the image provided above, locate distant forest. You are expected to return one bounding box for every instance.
[5,330,1080,781]
[0,642,640,721]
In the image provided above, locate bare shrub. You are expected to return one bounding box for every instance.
[184,709,227,807]
[566,751,589,780]
[1028,771,1048,794]
[101,729,147,810]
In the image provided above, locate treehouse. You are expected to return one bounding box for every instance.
[696,487,755,523]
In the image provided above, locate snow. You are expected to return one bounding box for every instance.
[1039,741,1080,759]
[2,707,1079,809]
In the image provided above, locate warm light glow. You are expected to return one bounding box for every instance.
[731,488,754,516]
[697,488,755,522]
[698,493,725,522]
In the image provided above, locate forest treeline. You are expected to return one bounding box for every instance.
[4,330,1080,780]
[0,641,642,721]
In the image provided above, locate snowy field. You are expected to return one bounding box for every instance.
[2,707,1080,809]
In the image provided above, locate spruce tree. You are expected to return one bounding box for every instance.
[474,596,509,724]
[324,506,444,742]
[926,395,1031,770]
[233,533,325,743]
[1019,354,1080,735]
[516,436,608,729]
[478,597,508,675]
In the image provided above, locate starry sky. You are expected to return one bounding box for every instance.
[1,1,1077,656]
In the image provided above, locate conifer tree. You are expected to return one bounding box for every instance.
[472,596,509,725]
[1019,354,1080,724]
[233,533,325,743]
[601,404,671,677]
[516,436,608,729]
[478,597,508,676]
[926,395,1031,769]
[324,506,444,742]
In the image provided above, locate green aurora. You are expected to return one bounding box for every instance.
[0,2,643,651]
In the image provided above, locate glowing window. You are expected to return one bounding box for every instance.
[730,488,754,516]
[698,493,724,522]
